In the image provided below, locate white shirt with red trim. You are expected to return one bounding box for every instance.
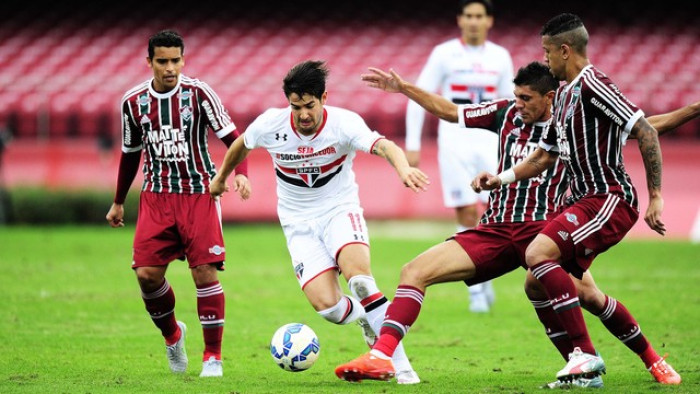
[406,39,514,151]
[243,105,384,224]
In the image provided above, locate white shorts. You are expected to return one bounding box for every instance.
[281,205,370,289]
[438,122,498,208]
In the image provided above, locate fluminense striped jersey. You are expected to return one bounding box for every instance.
[540,65,643,210]
[120,74,236,194]
[243,105,383,225]
[457,99,568,224]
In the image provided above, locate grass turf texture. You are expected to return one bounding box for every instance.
[0,223,698,393]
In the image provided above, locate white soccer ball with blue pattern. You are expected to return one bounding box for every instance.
[270,323,320,372]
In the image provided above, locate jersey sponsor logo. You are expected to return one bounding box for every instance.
[565,212,579,226]
[201,99,220,130]
[208,245,225,255]
[179,105,192,121]
[558,230,569,241]
[148,125,190,162]
[123,114,132,145]
[510,142,546,184]
[294,261,304,280]
[298,146,313,154]
[276,146,337,161]
[463,103,498,119]
[590,97,624,126]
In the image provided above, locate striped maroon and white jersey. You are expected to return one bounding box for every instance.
[243,105,383,225]
[120,74,236,194]
[457,99,568,224]
[540,65,643,210]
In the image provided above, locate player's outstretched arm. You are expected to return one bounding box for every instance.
[479,147,557,191]
[645,100,700,136]
[210,137,252,199]
[371,138,429,192]
[361,67,459,123]
[632,117,665,235]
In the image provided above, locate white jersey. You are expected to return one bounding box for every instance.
[243,105,383,225]
[406,38,515,151]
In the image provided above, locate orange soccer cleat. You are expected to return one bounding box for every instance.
[649,355,681,385]
[335,352,395,382]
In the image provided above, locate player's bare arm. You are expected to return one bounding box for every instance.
[371,138,429,192]
[643,100,700,137]
[210,137,252,198]
[480,147,557,190]
[362,67,459,123]
[633,117,666,235]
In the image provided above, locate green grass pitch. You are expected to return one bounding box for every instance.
[0,223,698,393]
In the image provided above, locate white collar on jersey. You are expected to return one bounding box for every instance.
[148,74,182,99]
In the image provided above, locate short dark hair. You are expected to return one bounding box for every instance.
[148,30,184,59]
[540,13,584,36]
[458,0,493,16]
[540,13,588,53]
[513,62,559,95]
[283,60,329,100]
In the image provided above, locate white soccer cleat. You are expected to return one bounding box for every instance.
[469,291,490,313]
[357,318,377,348]
[543,374,604,389]
[556,347,606,381]
[166,321,188,373]
[199,356,223,377]
[396,369,421,384]
[483,280,495,306]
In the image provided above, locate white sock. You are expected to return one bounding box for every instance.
[318,295,365,324]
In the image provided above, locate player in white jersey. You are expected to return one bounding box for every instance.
[209,60,429,384]
[406,0,514,313]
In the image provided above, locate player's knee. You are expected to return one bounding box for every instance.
[524,275,546,300]
[135,268,164,291]
[577,285,605,314]
[399,259,427,288]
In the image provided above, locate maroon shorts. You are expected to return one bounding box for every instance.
[540,194,638,279]
[451,221,547,286]
[132,192,226,269]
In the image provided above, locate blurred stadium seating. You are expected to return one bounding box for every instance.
[1,0,699,140]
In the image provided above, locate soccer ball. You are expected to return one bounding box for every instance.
[270,323,320,372]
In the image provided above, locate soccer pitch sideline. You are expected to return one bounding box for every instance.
[0,224,697,393]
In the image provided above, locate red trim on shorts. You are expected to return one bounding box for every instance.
[301,266,338,290]
[334,241,369,262]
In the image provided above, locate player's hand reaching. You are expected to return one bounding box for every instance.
[232,174,252,200]
[399,166,430,193]
[209,174,230,200]
[471,171,500,192]
[361,67,406,93]
[645,195,666,235]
